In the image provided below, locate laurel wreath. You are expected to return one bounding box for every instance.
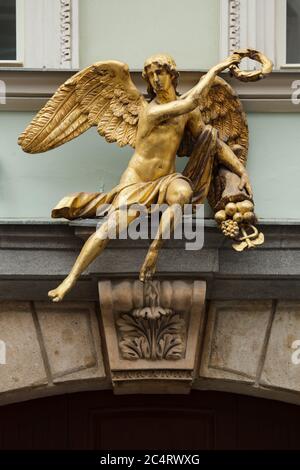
[229,48,273,82]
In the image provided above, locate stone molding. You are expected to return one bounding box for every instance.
[220,0,277,69]
[60,0,73,67]
[0,221,299,301]
[22,0,79,69]
[0,69,299,112]
[98,280,206,394]
[229,0,241,53]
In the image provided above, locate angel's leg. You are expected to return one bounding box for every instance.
[48,209,137,302]
[140,179,193,282]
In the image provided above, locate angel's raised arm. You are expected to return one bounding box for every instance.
[18,61,146,154]
[148,54,241,123]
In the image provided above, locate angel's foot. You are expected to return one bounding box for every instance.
[139,248,158,282]
[48,276,76,302]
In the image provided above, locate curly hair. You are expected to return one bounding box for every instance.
[142,53,180,100]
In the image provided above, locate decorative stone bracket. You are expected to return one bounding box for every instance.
[1,222,300,406]
[98,280,206,394]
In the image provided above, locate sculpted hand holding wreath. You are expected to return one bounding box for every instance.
[19,49,273,302]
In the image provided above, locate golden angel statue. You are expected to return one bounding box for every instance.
[18,49,273,302]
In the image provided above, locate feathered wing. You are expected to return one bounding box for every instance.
[18,61,145,154]
[179,76,249,208]
[199,76,248,164]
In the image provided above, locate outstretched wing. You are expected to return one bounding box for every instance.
[18,61,145,154]
[178,76,249,165]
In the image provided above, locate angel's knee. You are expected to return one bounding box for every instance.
[166,180,193,206]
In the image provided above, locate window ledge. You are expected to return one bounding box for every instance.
[0,69,299,113]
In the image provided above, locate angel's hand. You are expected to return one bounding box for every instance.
[217,53,241,72]
[239,171,253,197]
[225,53,241,68]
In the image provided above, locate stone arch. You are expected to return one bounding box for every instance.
[1,286,300,406]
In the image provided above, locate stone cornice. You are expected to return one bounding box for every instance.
[0,221,299,301]
[0,69,299,112]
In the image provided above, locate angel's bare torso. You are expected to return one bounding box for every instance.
[119,58,203,187]
[118,58,249,189]
[120,108,193,185]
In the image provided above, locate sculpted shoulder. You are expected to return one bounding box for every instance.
[136,101,188,143]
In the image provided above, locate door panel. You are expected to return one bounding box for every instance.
[0,395,68,450]
[0,390,299,450]
[68,391,236,450]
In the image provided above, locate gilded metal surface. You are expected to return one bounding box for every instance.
[19,50,272,302]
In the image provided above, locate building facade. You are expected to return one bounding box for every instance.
[0,0,300,450]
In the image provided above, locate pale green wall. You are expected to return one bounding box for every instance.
[0,1,299,220]
[0,112,299,219]
[79,0,220,70]
[246,114,300,221]
[0,112,132,218]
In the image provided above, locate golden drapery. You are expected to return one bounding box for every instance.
[51,127,218,221]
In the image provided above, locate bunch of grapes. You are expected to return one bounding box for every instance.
[221,219,240,239]
[214,200,255,240]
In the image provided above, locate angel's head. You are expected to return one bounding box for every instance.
[142,53,179,100]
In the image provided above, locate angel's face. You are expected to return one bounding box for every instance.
[146,63,173,94]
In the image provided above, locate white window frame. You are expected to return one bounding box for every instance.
[276,0,300,69]
[0,0,23,66]
[220,0,300,71]
[0,0,79,69]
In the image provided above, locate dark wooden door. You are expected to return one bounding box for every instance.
[0,390,300,450]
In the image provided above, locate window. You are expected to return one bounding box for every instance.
[0,0,16,60]
[220,0,300,70]
[0,0,79,69]
[286,0,300,64]
[277,0,300,68]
